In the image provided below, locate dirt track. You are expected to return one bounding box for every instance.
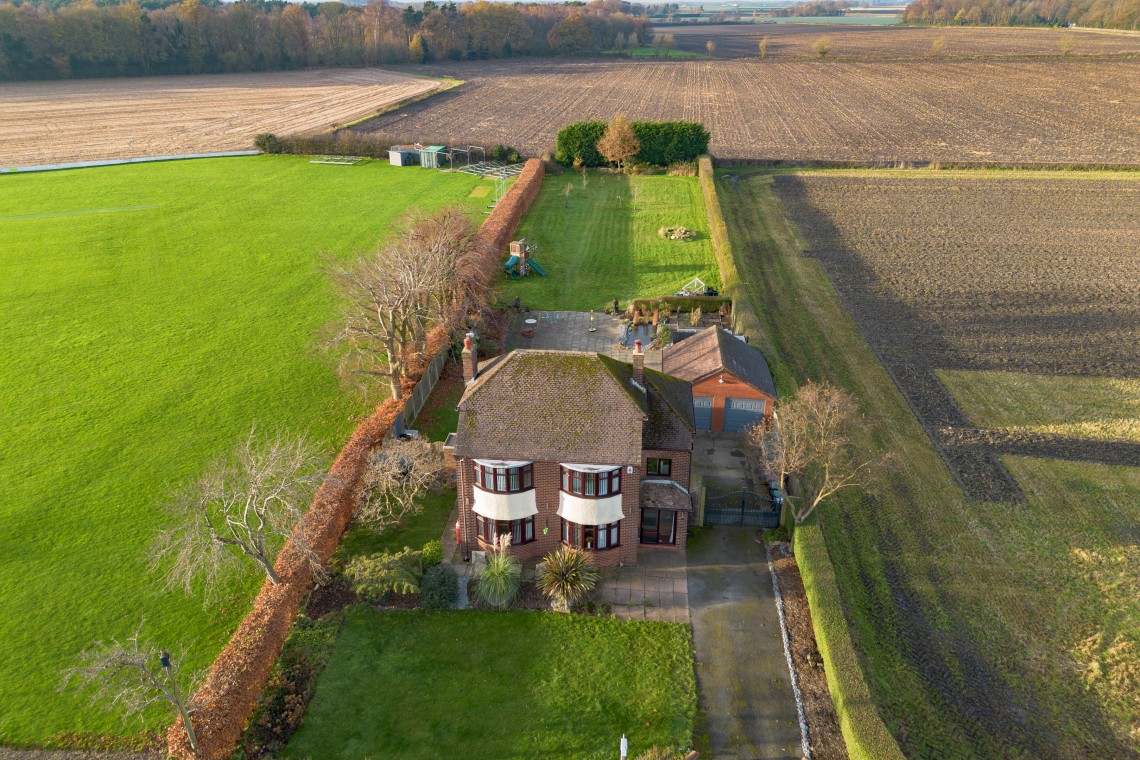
[0,68,440,167]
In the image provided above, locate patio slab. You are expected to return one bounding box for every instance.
[505,310,664,370]
[595,546,689,625]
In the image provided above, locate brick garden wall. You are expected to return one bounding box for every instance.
[167,158,545,760]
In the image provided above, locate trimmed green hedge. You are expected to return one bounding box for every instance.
[697,155,762,338]
[795,520,906,760]
[629,295,731,314]
[556,121,710,167]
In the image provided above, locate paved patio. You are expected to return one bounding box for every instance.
[505,310,664,370]
[595,547,689,623]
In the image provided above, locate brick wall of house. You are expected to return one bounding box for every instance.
[692,373,775,432]
[641,448,693,490]
[458,459,641,568]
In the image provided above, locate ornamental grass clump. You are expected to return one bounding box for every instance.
[536,546,599,613]
[474,534,520,610]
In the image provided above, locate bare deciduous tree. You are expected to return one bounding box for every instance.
[357,437,445,533]
[597,114,640,174]
[813,35,833,58]
[153,427,327,593]
[60,621,201,754]
[331,207,479,400]
[758,36,770,59]
[751,381,892,524]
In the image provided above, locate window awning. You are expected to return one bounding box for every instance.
[472,488,538,521]
[557,492,625,526]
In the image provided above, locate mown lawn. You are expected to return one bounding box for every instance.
[0,156,490,745]
[717,169,1139,757]
[335,490,456,562]
[938,369,1140,442]
[505,172,720,311]
[284,608,696,759]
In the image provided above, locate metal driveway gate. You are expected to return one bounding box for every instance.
[704,489,780,528]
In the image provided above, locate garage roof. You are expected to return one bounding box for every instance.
[662,326,777,398]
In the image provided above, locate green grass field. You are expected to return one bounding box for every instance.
[0,156,489,745]
[285,608,696,759]
[505,172,720,311]
[938,369,1140,442]
[717,169,1139,756]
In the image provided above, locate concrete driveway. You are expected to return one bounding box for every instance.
[688,527,802,759]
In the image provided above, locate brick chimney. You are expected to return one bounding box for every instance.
[632,339,644,387]
[462,332,478,383]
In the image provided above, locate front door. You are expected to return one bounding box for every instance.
[640,508,675,545]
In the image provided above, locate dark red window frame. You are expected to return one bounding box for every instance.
[473,462,534,494]
[475,514,535,545]
[560,466,621,498]
[560,518,620,551]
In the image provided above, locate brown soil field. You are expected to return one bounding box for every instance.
[662,22,1140,58]
[358,58,1140,166]
[0,68,442,167]
[772,172,1140,500]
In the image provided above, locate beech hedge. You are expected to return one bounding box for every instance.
[555,120,710,167]
[167,159,545,760]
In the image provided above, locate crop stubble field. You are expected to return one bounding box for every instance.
[0,68,442,167]
[663,22,1140,58]
[360,58,1140,165]
[773,172,1140,499]
[719,170,1140,757]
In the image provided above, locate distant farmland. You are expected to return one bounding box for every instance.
[661,23,1140,58]
[0,68,443,167]
[359,58,1140,166]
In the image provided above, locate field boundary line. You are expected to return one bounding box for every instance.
[329,77,464,133]
[704,155,905,760]
[713,157,1140,172]
[1,152,259,174]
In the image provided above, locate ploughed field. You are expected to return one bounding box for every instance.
[661,22,1140,58]
[358,58,1140,166]
[772,171,1140,500]
[0,68,442,167]
[719,169,1140,758]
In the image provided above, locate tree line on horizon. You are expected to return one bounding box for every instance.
[902,0,1138,29]
[0,0,649,81]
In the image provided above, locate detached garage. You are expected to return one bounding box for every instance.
[662,326,777,434]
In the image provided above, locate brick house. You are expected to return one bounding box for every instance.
[450,337,694,567]
[661,326,777,433]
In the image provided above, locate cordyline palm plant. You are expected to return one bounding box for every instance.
[536,546,599,613]
[475,533,520,610]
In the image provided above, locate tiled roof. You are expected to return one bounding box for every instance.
[643,368,695,450]
[640,480,694,512]
[662,326,778,398]
[454,350,646,465]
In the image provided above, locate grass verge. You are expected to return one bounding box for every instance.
[284,608,696,759]
[0,155,490,744]
[938,369,1140,442]
[505,171,720,311]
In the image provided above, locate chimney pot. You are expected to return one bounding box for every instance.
[462,332,478,383]
[632,340,645,387]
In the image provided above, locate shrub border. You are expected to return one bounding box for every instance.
[167,158,545,760]
[702,154,905,760]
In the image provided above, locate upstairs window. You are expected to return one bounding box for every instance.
[647,458,672,477]
[473,462,533,494]
[560,466,621,498]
